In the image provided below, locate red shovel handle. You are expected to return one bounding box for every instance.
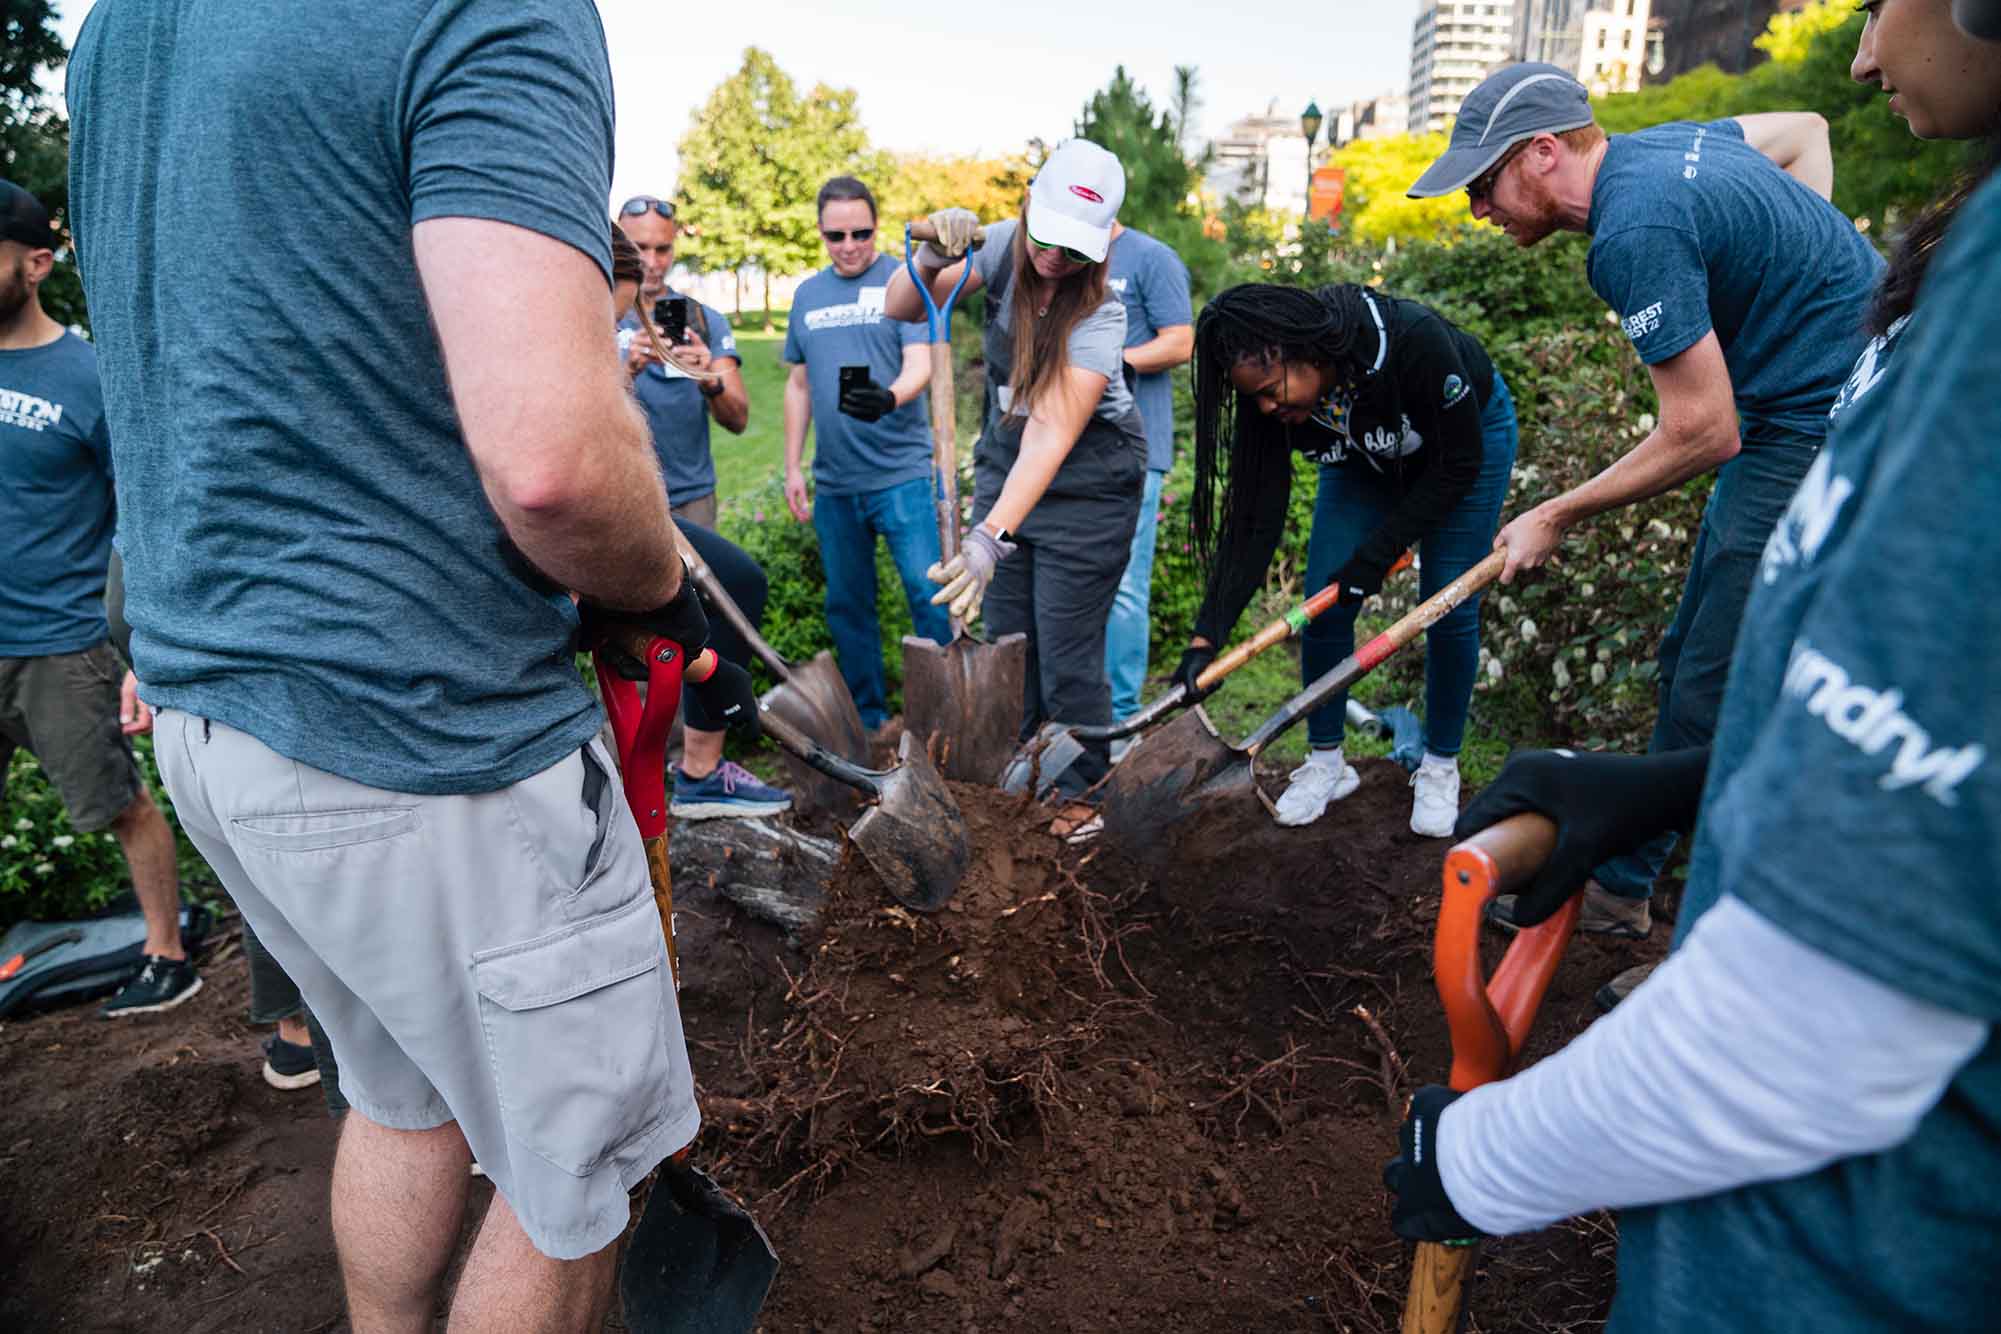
[593,637,688,842]
[1433,811,1574,1091]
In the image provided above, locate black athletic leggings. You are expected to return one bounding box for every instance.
[677,518,768,731]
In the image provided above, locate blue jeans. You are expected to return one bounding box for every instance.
[1594,436,1820,899]
[1301,374,1518,754]
[813,476,950,729]
[1103,468,1166,720]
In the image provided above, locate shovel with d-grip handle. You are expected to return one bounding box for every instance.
[897,217,1029,784]
[1401,812,1578,1334]
[594,631,778,1334]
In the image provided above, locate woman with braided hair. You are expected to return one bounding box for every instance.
[1178,283,1517,835]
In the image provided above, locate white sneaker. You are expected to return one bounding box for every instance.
[1409,757,1461,837]
[1272,755,1361,826]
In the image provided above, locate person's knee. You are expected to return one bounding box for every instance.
[108,782,160,834]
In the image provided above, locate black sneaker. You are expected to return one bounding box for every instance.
[261,1033,323,1091]
[1594,962,1657,1014]
[100,954,203,1018]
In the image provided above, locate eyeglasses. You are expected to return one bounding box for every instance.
[619,196,678,221]
[821,227,875,242]
[1025,230,1097,266]
[1466,141,1529,204]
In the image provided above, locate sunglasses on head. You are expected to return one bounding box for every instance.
[619,196,677,221]
[1025,230,1097,266]
[821,227,875,242]
[1466,140,1530,204]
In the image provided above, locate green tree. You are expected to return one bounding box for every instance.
[675,48,886,322]
[1074,66,1230,297]
[1,0,84,329]
[1327,129,1472,245]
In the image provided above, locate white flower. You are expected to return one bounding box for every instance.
[1498,596,1517,617]
[33,862,54,876]
[1553,659,1572,689]
[1648,518,1673,539]
[1578,583,1594,598]
[1638,412,1656,433]
[0,835,14,849]
[1590,662,1608,686]
[1598,645,1614,662]
[1519,618,1538,643]
[13,818,30,831]
[1487,658,1504,681]
[1620,524,1636,542]
[51,835,75,850]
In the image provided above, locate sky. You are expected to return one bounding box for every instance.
[46,0,1420,204]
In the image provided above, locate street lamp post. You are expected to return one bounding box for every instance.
[1300,100,1323,217]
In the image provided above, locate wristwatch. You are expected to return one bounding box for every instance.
[700,378,725,399]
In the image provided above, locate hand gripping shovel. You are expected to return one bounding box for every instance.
[652,567,972,914]
[671,531,870,821]
[999,551,1417,795]
[1403,812,1579,1334]
[898,218,1029,783]
[594,633,778,1334]
[630,302,873,821]
[1100,550,1504,851]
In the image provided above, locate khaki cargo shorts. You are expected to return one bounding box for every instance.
[0,641,143,832]
[154,709,698,1260]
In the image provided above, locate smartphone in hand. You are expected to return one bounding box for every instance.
[653,295,689,344]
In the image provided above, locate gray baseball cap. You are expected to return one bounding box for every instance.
[1407,63,1596,199]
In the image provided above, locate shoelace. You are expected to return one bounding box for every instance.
[713,760,759,794]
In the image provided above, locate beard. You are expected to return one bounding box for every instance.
[1498,171,1564,248]
[0,258,30,324]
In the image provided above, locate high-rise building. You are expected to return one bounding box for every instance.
[1333,90,1411,146]
[1409,0,1521,133]
[1207,101,1318,213]
[1517,0,1655,94]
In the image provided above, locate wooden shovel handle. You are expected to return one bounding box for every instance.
[905,218,987,247]
[1195,549,1418,689]
[669,528,793,681]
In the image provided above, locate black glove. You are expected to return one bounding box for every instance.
[838,381,897,423]
[1170,643,1218,701]
[1454,745,1712,926]
[1327,555,1386,605]
[1383,1085,1483,1243]
[579,564,710,681]
[687,653,761,738]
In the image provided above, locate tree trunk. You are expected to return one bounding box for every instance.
[669,818,838,933]
[733,267,743,317]
[762,268,772,332]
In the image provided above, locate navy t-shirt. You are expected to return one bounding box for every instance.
[624,299,739,506]
[780,253,930,496]
[1586,120,1882,446]
[66,0,616,795]
[1106,227,1193,472]
[0,333,114,656]
[1611,178,2001,1333]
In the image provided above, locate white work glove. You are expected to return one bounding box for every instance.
[922,207,982,263]
[927,526,1016,623]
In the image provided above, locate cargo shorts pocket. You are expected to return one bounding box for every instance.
[472,894,672,1177]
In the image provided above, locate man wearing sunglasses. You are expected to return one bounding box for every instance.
[617,195,747,530]
[1407,66,1880,987]
[780,176,948,733]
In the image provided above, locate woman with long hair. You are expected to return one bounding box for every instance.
[1386,8,2001,1328]
[1181,284,1517,835]
[885,139,1147,833]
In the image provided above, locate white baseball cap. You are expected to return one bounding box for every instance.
[1026,139,1125,263]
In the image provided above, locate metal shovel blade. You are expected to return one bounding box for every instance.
[998,721,1088,797]
[1098,706,1261,855]
[620,1158,778,1334]
[901,631,1028,784]
[851,732,972,912]
[762,650,870,820]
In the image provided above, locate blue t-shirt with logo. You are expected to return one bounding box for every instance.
[1586,119,1882,447]
[1610,177,2001,1333]
[66,0,617,795]
[0,333,114,656]
[624,300,739,506]
[780,253,930,496]
[1107,227,1193,473]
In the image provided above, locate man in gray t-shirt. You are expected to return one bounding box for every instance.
[1100,223,1192,730]
[68,0,745,1317]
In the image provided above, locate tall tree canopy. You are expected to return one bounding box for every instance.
[2,0,84,328]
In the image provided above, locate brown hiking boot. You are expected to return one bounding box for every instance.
[1485,879,1651,939]
[1594,962,1657,1013]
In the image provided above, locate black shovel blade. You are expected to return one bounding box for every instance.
[1099,707,1260,856]
[620,1158,778,1334]
[851,733,971,912]
[901,632,1029,784]
[764,652,870,821]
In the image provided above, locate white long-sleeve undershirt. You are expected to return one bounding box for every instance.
[1437,893,1988,1237]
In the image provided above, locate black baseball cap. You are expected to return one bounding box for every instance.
[1407,63,1596,199]
[0,181,58,250]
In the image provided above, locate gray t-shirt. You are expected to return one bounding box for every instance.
[0,334,114,656]
[1613,175,2001,1333]
[66,0,616,795]
[622,300,739,506]
[1106,227,1193,472]
[970,218,1134,428]
[1587,120,1882,446]
[781,253,932,496]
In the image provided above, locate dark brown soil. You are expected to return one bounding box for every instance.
[0,758,1663,1332]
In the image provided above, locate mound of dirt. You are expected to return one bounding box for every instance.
[0,758,1661,1332]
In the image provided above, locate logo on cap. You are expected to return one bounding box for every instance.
[1069,185,1104,204]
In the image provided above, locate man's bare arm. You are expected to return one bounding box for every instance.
[414,216,680,610]
[1736,112,1834,200]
